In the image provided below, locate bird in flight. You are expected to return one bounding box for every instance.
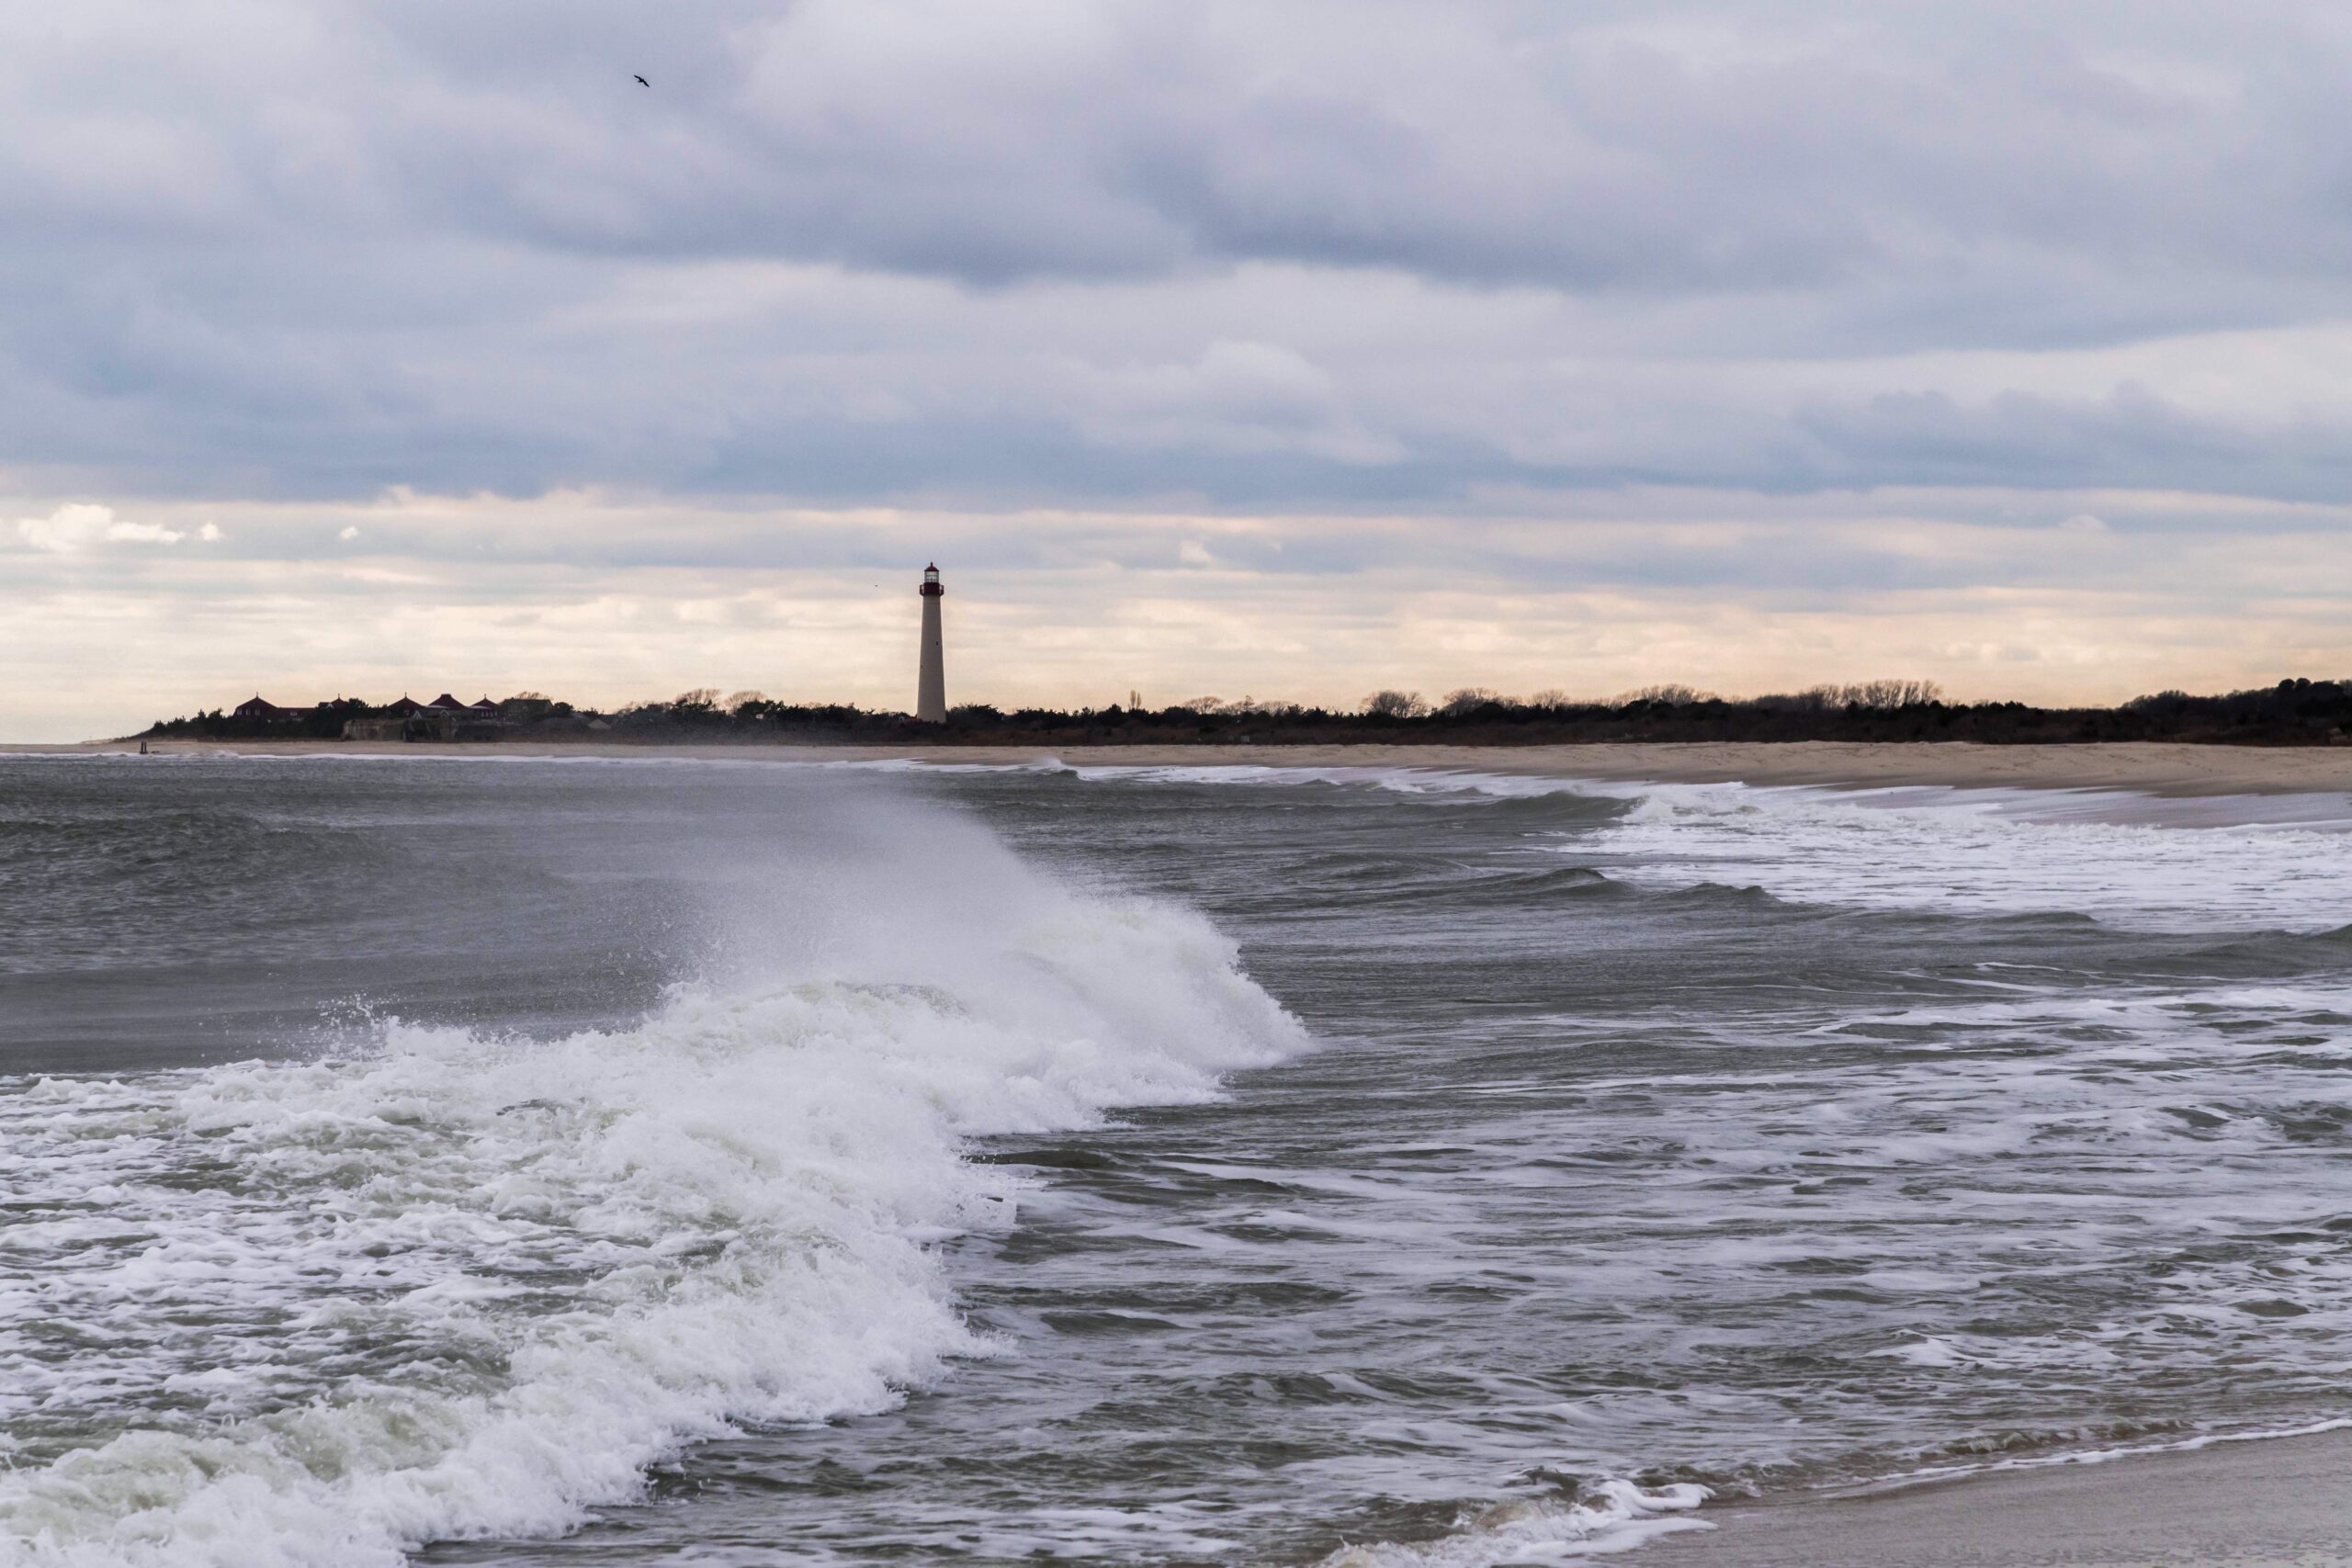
[633,73,650,87]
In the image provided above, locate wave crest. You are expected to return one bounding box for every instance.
[0,866,1302,1566]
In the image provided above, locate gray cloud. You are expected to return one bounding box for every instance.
[5,0,2352,656]
[275,1,2352,299]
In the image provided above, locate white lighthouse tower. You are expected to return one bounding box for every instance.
[915,563,946,722]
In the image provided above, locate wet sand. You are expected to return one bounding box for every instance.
[24,739,2352,797]
[1656,1426,2352,1568]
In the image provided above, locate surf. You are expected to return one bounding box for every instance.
[0,792,1305,1568]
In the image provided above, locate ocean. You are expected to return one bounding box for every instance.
[1,753,2348,1566]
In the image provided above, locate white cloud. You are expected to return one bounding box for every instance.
[339,525,361,540]
[15,503,187,553]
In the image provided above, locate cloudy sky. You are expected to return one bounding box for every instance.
[6,0,2350,738]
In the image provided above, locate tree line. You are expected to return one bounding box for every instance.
[141,677,2352,746]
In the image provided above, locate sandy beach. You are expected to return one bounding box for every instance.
[23,739,2352,797]
[1654,1425,2352,1568]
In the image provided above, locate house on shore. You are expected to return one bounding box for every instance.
[200,689,592,742]
[345,693,522,741]
[234,695,367,725]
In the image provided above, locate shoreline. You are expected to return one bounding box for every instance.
[1654,1423,2352,1567]
[13,739,2352,797]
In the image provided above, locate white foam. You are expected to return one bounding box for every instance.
[0,829,1304,1566]
[1575,778,2352,931]
[1316,1482,1712,1566]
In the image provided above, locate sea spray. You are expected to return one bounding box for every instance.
[0,892,1303,1567]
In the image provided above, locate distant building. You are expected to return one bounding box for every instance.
[349,705,464,742]
[917,563,946,723]
[215,688,539,742]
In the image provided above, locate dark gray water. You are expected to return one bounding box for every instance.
[2,755,2348,1566]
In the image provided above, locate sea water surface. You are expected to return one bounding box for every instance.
[1,754,2348,1566]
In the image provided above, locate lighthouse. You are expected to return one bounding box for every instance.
[915,563,946,722]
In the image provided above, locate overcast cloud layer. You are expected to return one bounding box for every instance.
[5,0,2349,737]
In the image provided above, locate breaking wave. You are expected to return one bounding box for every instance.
[0,811,1304,1567]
